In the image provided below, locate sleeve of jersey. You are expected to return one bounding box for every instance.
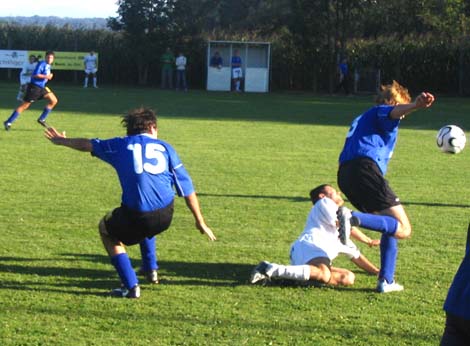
[377,105,400,131]
[90,138,119,165]
[167,146,194,197]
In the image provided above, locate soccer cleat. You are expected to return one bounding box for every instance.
[137,268,159,284]
[37,119,49,128]
[110,285,141,298]
[337,206,352,245]
[250,261,272,284]
[4,121,11,131]
[376,279,404,293]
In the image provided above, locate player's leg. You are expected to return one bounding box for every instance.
[84,71,89,88]
[92,71,97,88]
[138,236,159,284]
[4,101,32,130]
[328,266,355,286]
[17,84,26,101]
[37,90,58,126]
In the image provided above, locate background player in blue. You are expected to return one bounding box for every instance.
[44,107,216,298]
[4,51,58,131]
[441,223,470,345]
[337,80,435,293]
[231,49,243,92]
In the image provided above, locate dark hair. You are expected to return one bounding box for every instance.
[45,51,55,57]
[309,184,331,204]
[121,107,157,135]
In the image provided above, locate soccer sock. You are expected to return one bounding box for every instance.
[351,211,398,236]
[38,108,52,122]
[267,264,310,281]
[379,234,398,283]
[6,111,20,124]
[84,77,88,87]
[139,236,158,272]
[93,77,97,87]
[236,80,240,90]
[111,253,139,289]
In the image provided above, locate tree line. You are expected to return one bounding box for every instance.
[2,0,470,94]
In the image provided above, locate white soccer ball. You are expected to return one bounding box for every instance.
[436,125,466,154]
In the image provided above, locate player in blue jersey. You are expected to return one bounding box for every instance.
[441,223,470,345]
[4,51,58,131]
[231,49,243,92]
[44,107,216,298]
[337,80,435,293]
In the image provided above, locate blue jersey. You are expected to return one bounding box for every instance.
[339,62,348,76]
[30,61,52,88]
[91,134,194,212]
[231,56,242,68]
[338,105,399,175]
[444,227,470,320]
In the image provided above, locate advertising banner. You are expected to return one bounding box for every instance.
[0,50,98,71]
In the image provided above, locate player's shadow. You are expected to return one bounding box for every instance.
[199,192,470,209]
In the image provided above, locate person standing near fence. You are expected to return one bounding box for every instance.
[175,52,187,91]
[160,48,174,89]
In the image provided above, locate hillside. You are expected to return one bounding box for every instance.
[0,16,109,30]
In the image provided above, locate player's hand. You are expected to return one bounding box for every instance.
[196,221,216,241]
[368,239,380,247]
[47,73,54,80]
[415,92,435,109]
[44,126,66,143]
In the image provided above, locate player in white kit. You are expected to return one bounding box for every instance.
[250,184,380,287]
[83,51,98,88]
[17,55,38,101]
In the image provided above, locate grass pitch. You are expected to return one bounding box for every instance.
[0,82,469,345]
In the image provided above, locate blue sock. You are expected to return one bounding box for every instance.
[38,108,52,122]
[351,211,398,236]
[110,253,138,289]
[6,111,20,124]
[379,234,398,283]
[139,237,158,272]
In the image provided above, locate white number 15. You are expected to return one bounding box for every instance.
[127,143,167,174]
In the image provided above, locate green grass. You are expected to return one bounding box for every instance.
[1,82,469,345]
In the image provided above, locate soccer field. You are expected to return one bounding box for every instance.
[0,82,469,345]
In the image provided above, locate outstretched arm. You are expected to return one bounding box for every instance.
[351,254,379,275]
[184,192,216,241]
[44,127,93,152]
[389,92,435,120]
[351,227,380,247]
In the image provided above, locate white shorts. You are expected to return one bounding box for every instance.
[290,235,360,265]
[85,68,97,75]
[232,67,243,79]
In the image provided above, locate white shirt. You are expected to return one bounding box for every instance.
[19,61,37,85]
[84,54,97,70]
[175,56,187,70]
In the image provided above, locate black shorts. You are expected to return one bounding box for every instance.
[23,83,52,103]
[104,201,174,246]
[441,313,470,346]
[337,157,400,213]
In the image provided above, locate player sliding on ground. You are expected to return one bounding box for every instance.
[251,184,381,287]
[337,80,435,293]
[44,107,216,298]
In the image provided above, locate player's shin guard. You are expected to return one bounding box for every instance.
[269,264,310,281]
[379,234,398,284]
[6,111,20,124]
[111,253,138,289]
[351,211,398,236]
[38,107,52,122]
[139,237,158,272]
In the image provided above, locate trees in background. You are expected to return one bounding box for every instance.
[2,0,470,93]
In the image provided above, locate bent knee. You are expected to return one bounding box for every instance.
[395,224,412,239]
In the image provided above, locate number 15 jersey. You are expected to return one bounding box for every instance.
[91,134,194,212]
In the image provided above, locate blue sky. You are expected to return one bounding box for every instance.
[1,0,119,19]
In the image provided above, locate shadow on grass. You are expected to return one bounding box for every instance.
[0,254,382,297]
[199,192,470,208]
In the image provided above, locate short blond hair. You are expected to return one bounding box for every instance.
[375,80,411,105]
